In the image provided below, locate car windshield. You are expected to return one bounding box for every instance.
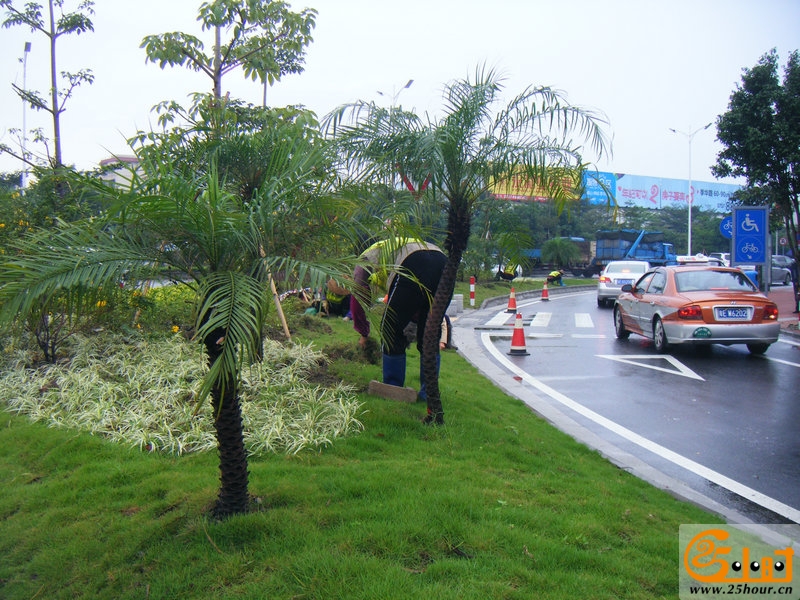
[674,269,757,293]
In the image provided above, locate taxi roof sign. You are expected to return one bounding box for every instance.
[675,254,726,266]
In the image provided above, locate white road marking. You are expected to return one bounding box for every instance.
[574,313,594,328]
[596,354,705,381]
[485,311,512,327]
[529,312,551,327]
[762,355,800,367]
[481,332,800,524]
[488,332,563,339]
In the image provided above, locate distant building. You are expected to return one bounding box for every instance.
[98,156,140,187]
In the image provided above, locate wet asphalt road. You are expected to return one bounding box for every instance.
[452,288,800,526]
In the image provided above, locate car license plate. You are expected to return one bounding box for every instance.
[715,307,750,321]
[616,279,633,286]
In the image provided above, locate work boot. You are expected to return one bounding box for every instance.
[382,353,406,387]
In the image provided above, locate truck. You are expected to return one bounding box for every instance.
[577,229,677,278]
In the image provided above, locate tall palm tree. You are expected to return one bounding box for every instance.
[0,101,346,518]
[326,67,611,421]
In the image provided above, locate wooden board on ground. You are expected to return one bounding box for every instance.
[368,380,418,403]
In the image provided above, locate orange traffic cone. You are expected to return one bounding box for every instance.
[541,281,550,301]
[508,313,529,356]
[505,287,518,313]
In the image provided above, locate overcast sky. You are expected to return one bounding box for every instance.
[1,0,798,183]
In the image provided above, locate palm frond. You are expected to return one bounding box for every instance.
[194,271,267,402]
[0,223,158,325]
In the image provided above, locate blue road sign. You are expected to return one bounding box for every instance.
[732,207,768,264]
[719,215,732,239]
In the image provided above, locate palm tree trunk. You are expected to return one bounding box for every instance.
[205,330,250,519]
[421,254,460,419]
[422,201,471,420]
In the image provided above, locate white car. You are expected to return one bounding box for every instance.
[597,260,650,307]
[708,252,730,266]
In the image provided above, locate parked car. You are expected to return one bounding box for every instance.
[613,265,780,354]
[771,255,795,285]
[596,260,650,307]
[771,255,795,269]
[770,263,793,286]
[737,262,792,286]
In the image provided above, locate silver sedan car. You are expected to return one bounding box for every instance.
[737,261,793,286]
[771,255,794,285]
[597,260,650,307]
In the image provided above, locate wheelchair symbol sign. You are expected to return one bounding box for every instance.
[732,207,768,264]
[740,213,760,233]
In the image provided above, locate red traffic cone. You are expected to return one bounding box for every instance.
[507,313,529,356]
[541,281,550,302]
[505,287,518,313]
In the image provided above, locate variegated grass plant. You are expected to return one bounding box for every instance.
[0,331,363,456]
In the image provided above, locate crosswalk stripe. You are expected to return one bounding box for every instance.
[482,311,601,332]
[529,312,551,327]
[485,312,511,327]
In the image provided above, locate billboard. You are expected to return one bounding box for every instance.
[491,168,742,212]
[489,167,580,202]
[609,172,741,212]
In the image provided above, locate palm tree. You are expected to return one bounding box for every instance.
[541,237,583,269]
[326,67,610,421]
[0,101,346,518]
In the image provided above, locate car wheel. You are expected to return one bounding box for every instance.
[784,274,791,286]
[747,343,769,355]
[614,307,630,339]
[597,297,604,307]
[652,318,669,353]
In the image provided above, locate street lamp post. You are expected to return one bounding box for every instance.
[377,78,414,110]
[669,122,712,255]
[377,79,413,197]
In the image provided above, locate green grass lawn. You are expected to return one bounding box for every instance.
[0,294,718,600]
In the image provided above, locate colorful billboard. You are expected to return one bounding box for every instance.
[491,168,741,212]
[489,168,580,202]
[608,172,741,212]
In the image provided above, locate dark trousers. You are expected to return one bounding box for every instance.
[326,295,351,317]
[381,250,448,356]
